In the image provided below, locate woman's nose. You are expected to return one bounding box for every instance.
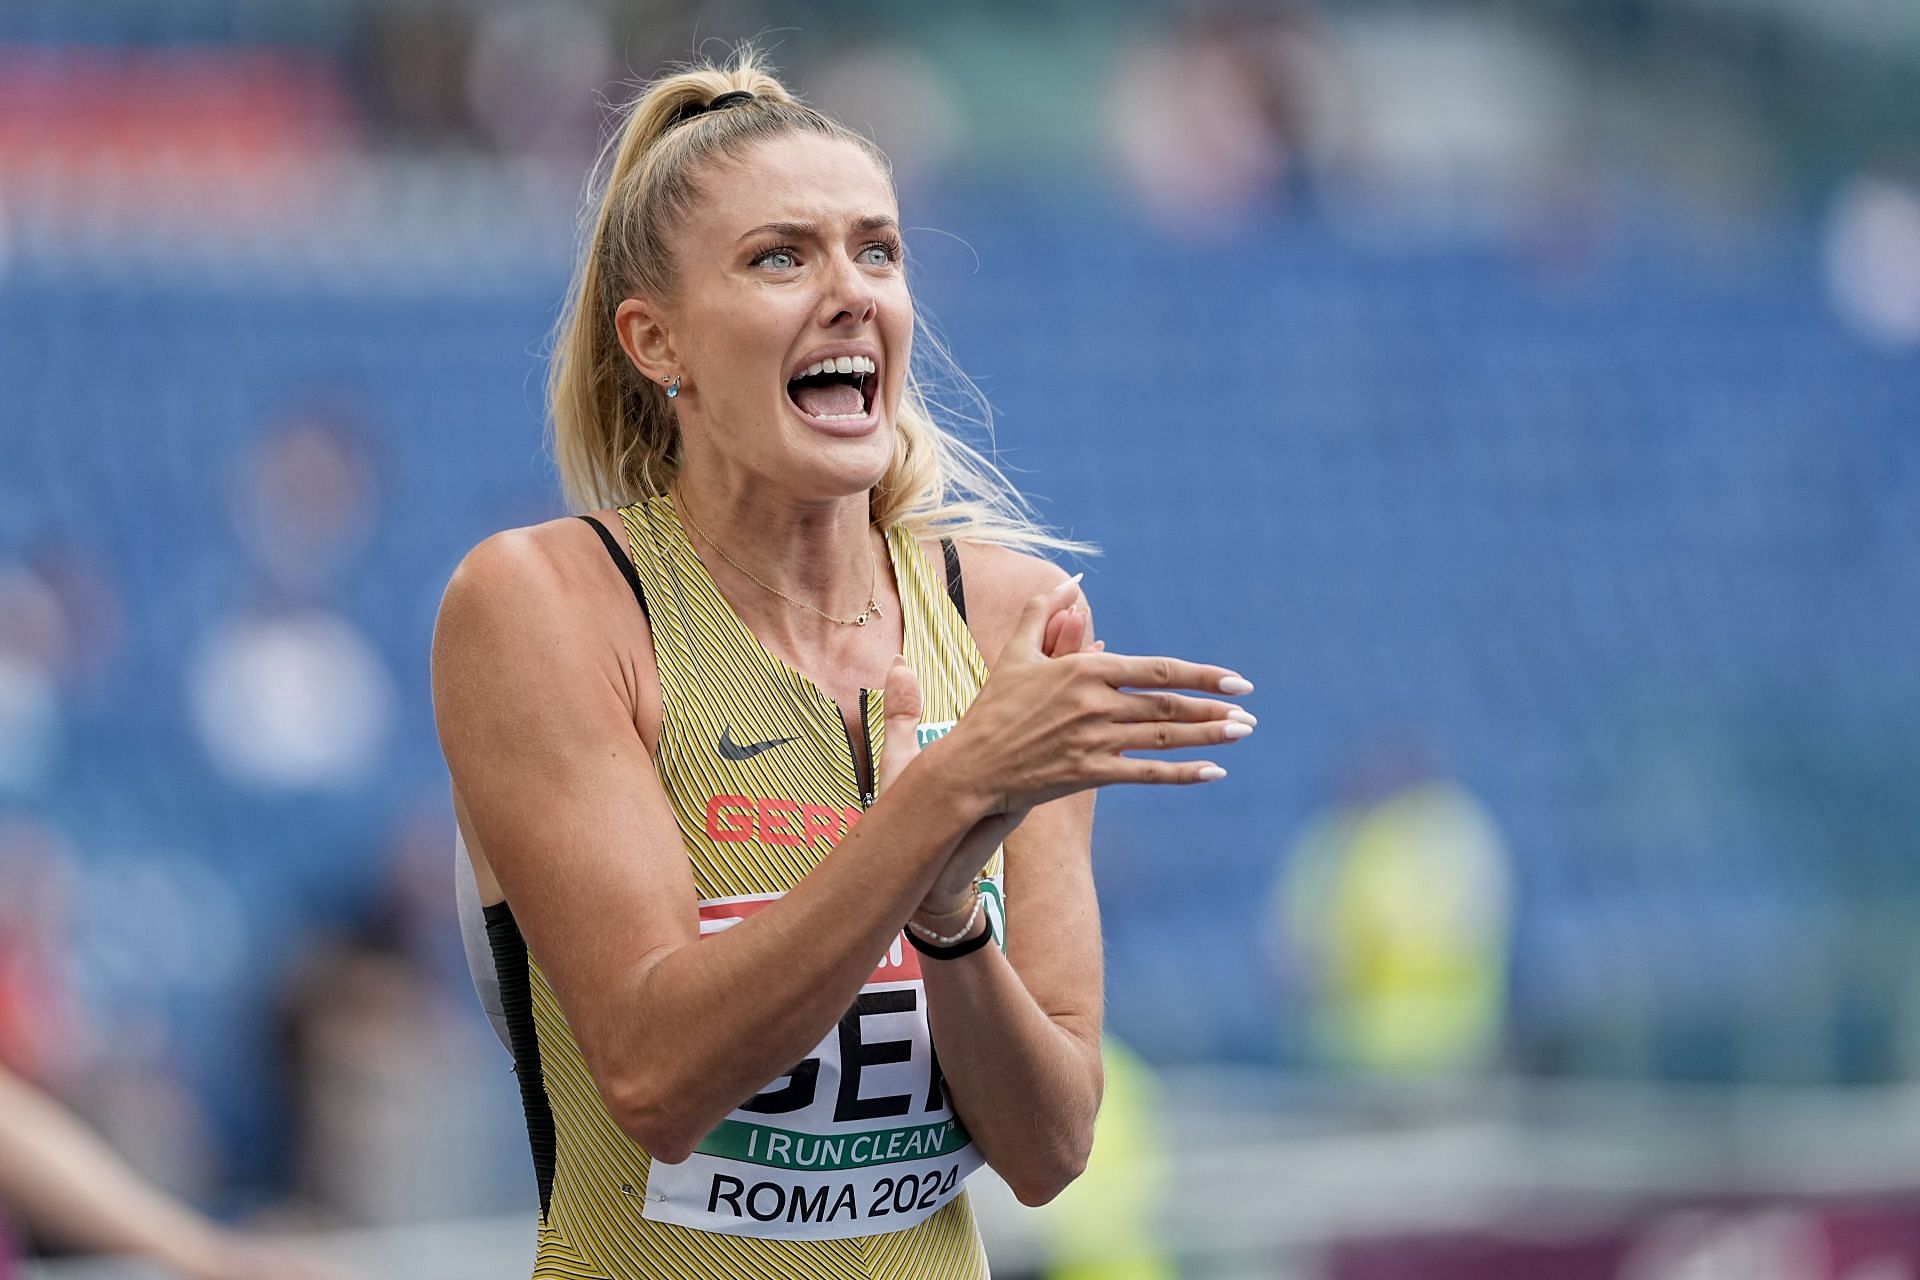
[819,254,878,326]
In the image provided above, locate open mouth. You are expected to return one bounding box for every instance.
[785,355,878,424]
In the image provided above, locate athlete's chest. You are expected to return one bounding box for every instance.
[752,644,895,792]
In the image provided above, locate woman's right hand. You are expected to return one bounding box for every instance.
[881,581,1099,918]
[929,574,1255,819]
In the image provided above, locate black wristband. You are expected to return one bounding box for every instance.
[906,917,995,961]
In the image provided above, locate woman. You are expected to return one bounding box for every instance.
[432,48,1255,1279]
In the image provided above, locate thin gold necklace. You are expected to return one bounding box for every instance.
[675,491,883,628]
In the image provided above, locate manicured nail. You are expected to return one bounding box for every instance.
[1222,721,1252,740]
[1219,675,1254,695]
[1063,571,1085,588]
[1228,708,1258,726]
[1196,765,1228,781]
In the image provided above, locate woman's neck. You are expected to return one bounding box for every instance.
[671,466,890,655]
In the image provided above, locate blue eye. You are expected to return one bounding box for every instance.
[861,240,901,266]
[753,247,798,270]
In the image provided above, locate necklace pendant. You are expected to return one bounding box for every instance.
[854,611,869,627]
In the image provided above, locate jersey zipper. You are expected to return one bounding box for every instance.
[845,687,876,809]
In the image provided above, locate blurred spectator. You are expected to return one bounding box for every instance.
[188,607,395,793]
[0,1061,346,1280]
[1825,167,1920,351]
[1327,8,1574,224]
[0,534,125,798]
[189,401,395,793]
[1270,736,1512,1081]
[56,849,251,1213]
[72,1054,221,1203]
[0,568,71,795]
[274,806,529,1225]
[276,928,455,1226]
[0,819,85,1087]
[1034,1037,1174,1280]
[12,536,122,697]
[1105,2,1350,229]
[229,402,382,598]
[350,3,478,148]
[465,2,616,179]
[809,44,966,192]
[0,825,253,1247]
[383,800,486,1001]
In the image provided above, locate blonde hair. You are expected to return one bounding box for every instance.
[547,46,1089,555]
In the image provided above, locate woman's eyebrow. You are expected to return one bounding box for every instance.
[736,220,815,243]
[735,215,899,244]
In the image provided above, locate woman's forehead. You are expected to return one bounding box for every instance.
[698,133,896,235]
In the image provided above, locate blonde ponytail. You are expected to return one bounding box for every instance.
[548,46,1089,556]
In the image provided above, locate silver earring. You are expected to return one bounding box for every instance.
[665,375,681,399]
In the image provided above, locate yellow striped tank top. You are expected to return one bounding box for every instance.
[483,495,999,1279]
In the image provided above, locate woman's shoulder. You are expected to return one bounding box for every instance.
[919,538,1076,666]
[444,510,637,604]
[434,509,661,734]
[436,511,654,663]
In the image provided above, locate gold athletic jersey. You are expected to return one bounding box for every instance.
[483,495,999,1279]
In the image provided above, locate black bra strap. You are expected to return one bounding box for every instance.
[578,515,649,620]
[939,537,966,623]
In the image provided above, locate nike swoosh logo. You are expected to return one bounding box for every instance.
[718,726,796,762]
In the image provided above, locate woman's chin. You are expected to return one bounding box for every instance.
[778,418,894,499]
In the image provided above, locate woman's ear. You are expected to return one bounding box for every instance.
[615,297,677,384]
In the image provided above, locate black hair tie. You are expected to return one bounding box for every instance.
[670,89,756,128]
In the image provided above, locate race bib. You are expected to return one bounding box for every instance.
[641,884,1000,1240]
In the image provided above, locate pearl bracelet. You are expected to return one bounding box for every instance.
[914,885,981,930]
[906,890,984,947]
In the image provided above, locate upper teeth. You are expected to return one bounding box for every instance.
[795,355,876,379]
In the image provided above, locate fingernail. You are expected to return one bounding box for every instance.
[1219,675,1254,695]
[1063,571,1085,588]
[1197,764,1228,781]
[1222,722,1252,740]
[1228,708,1258,726]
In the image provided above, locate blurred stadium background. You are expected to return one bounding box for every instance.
[2,0,1918,1276]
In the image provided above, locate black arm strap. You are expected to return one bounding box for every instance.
[578,515,648,621]
[939,537,966,623]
